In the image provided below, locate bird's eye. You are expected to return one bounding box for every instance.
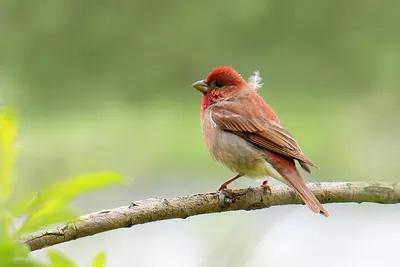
[215,80,223,88]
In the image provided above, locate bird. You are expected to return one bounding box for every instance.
[192,66,329,217]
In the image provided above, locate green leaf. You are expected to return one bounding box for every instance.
[12,243,30,259]
[0,243,39,267]
[8,260,46,267]
[0,242,15,265]
[47,250,77,267]
[13,172,124,216]
[92,251,106,267]
[50,172,125,199]
[0,107,17,201]
[0,208,12,245]
[15,205,78,237]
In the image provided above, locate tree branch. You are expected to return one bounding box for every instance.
[22,181,400,251]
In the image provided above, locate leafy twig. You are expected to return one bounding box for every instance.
[22,181,400,251]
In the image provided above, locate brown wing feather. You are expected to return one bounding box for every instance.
[211,97,318,172]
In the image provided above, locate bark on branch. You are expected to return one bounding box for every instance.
[22,181,400,251]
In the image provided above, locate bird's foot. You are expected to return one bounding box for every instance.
[260,180,272,194]
[216,174,242,193]
[218,188,236,208]
[216,174,243,208]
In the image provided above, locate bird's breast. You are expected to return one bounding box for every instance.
[201,107,218,155]
[201,107,281,179]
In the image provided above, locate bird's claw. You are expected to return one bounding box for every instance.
[260,180,272,195]
[218,188,236,208]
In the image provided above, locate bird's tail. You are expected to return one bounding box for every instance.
[279,165,329,217]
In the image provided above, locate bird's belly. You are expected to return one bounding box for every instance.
[202,125,282,179]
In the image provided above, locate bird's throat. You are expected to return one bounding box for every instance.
[201,94,211,114]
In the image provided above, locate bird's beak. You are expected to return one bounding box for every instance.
[192,80,209,94]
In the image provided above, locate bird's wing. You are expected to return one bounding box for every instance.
[210,99,318,172]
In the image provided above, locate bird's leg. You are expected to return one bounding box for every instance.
[260,179,272,194]
[217,174,243,208]
[217,174,242,192]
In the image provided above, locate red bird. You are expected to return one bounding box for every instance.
[192,66,329,217]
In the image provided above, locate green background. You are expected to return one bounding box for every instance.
[1,0,399,266]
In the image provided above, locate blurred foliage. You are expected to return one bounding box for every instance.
[0,2,399,266]
[1,0,399,108]
[47,250,105,267]
[0,108,121,266]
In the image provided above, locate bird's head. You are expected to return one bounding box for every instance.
[192,66,248,112]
